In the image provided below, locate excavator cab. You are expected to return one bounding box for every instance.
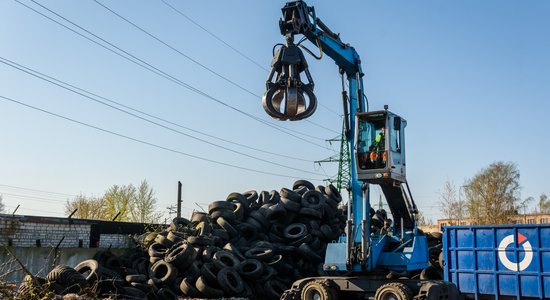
[355,107,407,184]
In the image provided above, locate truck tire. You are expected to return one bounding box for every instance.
[374,282,413,300]
[301,280,337,300]
[45,265,88,294]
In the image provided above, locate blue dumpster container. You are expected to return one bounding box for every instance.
[443,224,550,299]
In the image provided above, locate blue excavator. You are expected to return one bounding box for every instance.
[262,1,459,299]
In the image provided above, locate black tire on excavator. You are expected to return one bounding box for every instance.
[301,280,337,300]
[374,282,413,300]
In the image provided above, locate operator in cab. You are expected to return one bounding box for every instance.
[358,125,386,170]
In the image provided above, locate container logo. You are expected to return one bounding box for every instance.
[498,233,533,271]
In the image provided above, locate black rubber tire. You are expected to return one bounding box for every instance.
[320,224,339,242]
[130,281,153,293]
[249,210,270,228]
[201,245,221,263]
[208,200,236,214]
[217,267,244,295]
[166,231,185,244]
[212,250,240,270]
[283,223,308,240]
[293,180,315,191]
[221,244,243,261]
[74,259,103,285]
[268,190,281,204]
[266,203,287,222]
[264,279,290,300]
[235,222,257,241]
[165,241,196,269]
[242,189,258,204]
[257,265,277,282]
[226,192,250,212]
[149,260,177,286]
[420,266,443,280]
[148,242,169,258]
[191,211,209,224]
[200,262,218,285]
[374,282,413,300]
[195,276,224,298]
[298,243,323,263]
[157,287,178,300]
[246,216,266,233]
[325,184,342,203]
[301,280,337,300]
[245,247,274,262]
[233,201,244,221]
[301,190,326,209]
[258,190,270,205]
[299,207,323,219]
[187,235,214,246]
[172,216,192,227]
[125,274,147,283]
[210,209,237,222]
[217,216,238,237]
[280,197,301,212]
[280,187,302,202]
[283,223,308,241]
[294,185,309,196]
[195,221,212,236]
[180,276,202,297]
[237,259,263,280]
[154,234,174,249]
[45,265,88,294]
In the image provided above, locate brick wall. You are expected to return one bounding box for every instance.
[0,215,145,249]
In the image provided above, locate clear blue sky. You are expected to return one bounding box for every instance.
[1,0,549,222]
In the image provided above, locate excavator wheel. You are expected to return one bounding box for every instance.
[300,280,337,300]
[374,282,413,300]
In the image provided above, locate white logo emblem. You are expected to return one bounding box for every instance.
[498,233,533,271]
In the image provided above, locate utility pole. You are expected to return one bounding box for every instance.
[315,120,351,192]
[177,181,182,218]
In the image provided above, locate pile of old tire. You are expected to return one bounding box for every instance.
[17,180,345,299]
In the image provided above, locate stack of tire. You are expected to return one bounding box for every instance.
[16,180,345,300]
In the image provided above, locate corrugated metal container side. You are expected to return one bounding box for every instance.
[443,224,550,299]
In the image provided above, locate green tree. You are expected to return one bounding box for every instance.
[129,180,162,223]
[464,161,520,225]
[539,193,550,213]
[103,184,136,222]
[64,194,105,219]
[64,180,161,223]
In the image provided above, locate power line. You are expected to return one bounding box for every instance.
[1,57,312,163]
[17,0,330,147]
[94,0,339,136]
[4,205,62,216]
[159,0,268,73]
[0,192,69,204]
[0,57,322,175]
[158,0,343,120]
[0,183,77,198]
[0,95,324,181]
